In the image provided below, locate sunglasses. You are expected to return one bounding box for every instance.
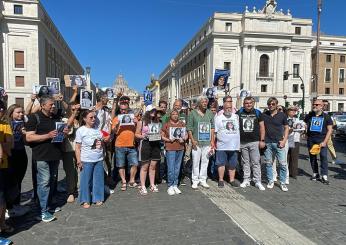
[267,103,277,106]
[313,104,322,106]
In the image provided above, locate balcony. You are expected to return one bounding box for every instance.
[339,78,345,83]
[256,73,274,81]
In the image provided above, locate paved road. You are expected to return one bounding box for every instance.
[3,138,346,244]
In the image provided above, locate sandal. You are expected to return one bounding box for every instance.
[82,203,90,209]
[150,185,159,193]
[120,182,127,191]
[128,182,138,188]
[0,224,14,233]
[95,201,103,206]
[139,186,148,196]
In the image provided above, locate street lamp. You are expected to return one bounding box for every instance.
[283,71,305,115]
[226,83,244,96]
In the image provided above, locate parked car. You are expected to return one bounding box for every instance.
[334,115,346,136]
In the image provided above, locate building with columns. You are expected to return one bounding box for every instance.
[159,0,313,110]
[312,35,346,112]
[112,74,142,109]
[0,0,85,107]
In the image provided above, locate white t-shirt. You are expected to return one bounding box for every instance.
[214,113,240,151]
[75,126,104,162]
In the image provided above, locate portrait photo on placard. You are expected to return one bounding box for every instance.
[148,123,161,141]
[169,127,186,140]
[64,75,87,87]
[80,89,93,109]
[198,122,211,141]
[0,87,6,98]
[293,120,305,131]
[46,77,60,94]
[242,117,254,132]
[223,119,238,134]
[38,85,51,97]
[205,87,216,99]
[105,88,114,99]
[118,114,135,126]
[51,122,66,143]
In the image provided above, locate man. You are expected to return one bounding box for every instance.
[262,97,289,192]
[112,102,138,190]
[159,100,168,115]
[305,99,333,184]
[26,95,67,222]
[187,96,215,189]
[162,99,187,124]
[94,91,113,185]
[214,101,241,188]
[217,96,237,115]
[322,100,343,165]
[237,97,266,190]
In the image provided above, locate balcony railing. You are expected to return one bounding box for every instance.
[256,73,274,80]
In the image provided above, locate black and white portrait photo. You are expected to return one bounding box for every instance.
[243,118,254,132]
[205,87,216,99]
[46,77,60,94]
[118,114,135,126]
[80,89,93,109]
[64,75,87,87]
[169,127,186,140]
[148,123,161,141]
[38,85,50,97]
[105,88,114,99]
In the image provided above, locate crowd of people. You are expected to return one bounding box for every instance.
[0,84,341,233]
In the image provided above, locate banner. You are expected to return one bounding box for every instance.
[213,69,230,88]
[64,75,87,87]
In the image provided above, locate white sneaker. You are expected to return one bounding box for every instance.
[240,180,250,188]
[255,182,265,191]
[173,186,182,194]
[267,182,274,189]
[191,182,199,189]
[280,184,288,192]
[285,179,290,185]
[167,186,175,196]
[8,205,30,217]
[200,182,210,189]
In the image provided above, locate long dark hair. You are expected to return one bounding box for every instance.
[142,109,158,126]
[80,109,93,126]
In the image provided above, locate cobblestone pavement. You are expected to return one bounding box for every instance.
[233,138,346,245]
[3,138,346,245]
[4,149,254,245]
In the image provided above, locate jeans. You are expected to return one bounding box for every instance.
[263,143,287,184]
[115,147,138,168]
[166,150,184,187]
[307,139,328,176]
[192,145,210,184]
[36,160,60,213]
[240,141,261,183]
[79,160,105,204]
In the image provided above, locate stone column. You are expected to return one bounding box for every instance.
[276,47,283,95]
[249,45,256,93]
[273,49,278,94]
[283,47,290,94]
[241,45,249,89]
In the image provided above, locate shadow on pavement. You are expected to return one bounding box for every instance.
[329,166,346,180]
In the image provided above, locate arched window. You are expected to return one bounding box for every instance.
[259,54,269,77]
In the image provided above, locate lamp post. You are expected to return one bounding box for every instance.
[227,83,244,96]
[283,71,305,115]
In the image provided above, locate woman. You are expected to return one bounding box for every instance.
[135,109,161,195]
[0,100,14,233]
[161,110,187,195]
[75,110,105,208]
[6,104,30,215]
[62,104,80,203]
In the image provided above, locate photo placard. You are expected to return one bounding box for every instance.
[46,77,60,94]
[80,89,94,109]
[64,75,87,87]
[148,123,161,141]
[118,114,135,126]
[198,122,211,141]
[169,127,186,140]
[51,122,66,143]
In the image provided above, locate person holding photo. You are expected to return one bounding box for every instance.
[6,104,30,217]
[135,108,161,195]
[161,110,187,195]
[81,91,92,109]
[75,110,105,208]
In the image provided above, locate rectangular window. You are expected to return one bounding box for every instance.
[261,84,267,93]
[325,88,330,94]
[224,62,231,71]
[14,5,23,15]
[340,69,345,83]
[292,84,299,93]
[338,103,344,112]
[295,27,301,35]
[325,68,331,82]
[293,64,300,78]
[341,55,345,63]
[330,43,335,46]
[15,98,24,108]
[15,76,24,87]
[326,54,332,62]
[225,22,232,32]
[339,88,344,95]
[14,51,24,68]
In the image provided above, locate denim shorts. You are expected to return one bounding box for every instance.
[215,150,238,169]
[115,147,138,168]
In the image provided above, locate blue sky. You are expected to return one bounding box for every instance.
[41,0,346,93]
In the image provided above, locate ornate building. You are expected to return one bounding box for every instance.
[159,0,313,110]
[113,74,142,108]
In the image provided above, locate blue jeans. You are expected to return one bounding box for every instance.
[36,160,59,213]
[263,143,287,184]
[307,139,328,176]
[166,150,184,187]
[79,160,105,204]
